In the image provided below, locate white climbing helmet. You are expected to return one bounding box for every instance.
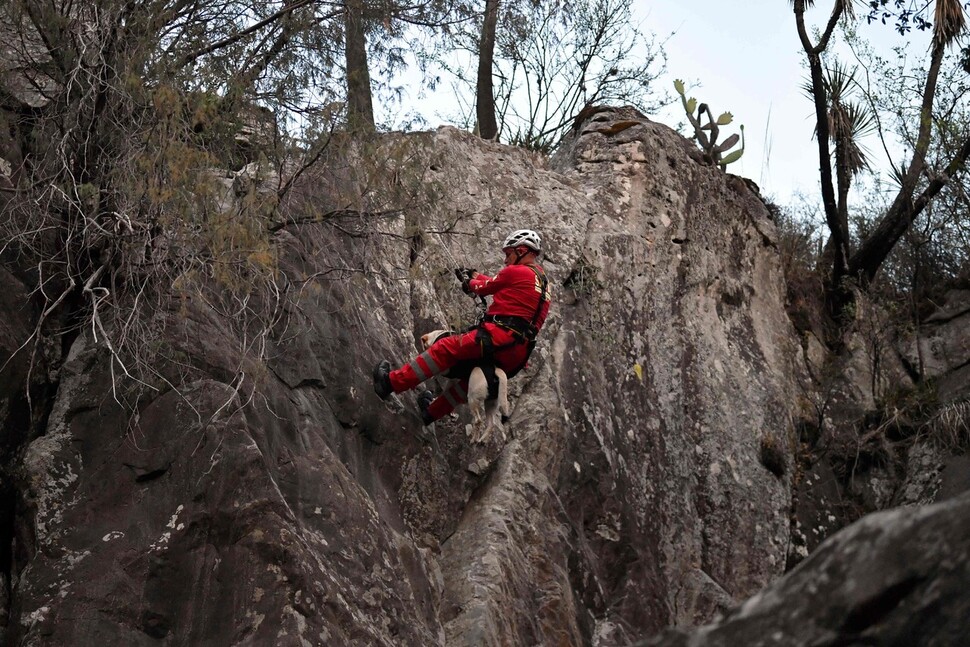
[502,229,542,253]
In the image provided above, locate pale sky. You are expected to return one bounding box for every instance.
[641,0,817,202]
[644,2,942,207]
[385,1,930,206]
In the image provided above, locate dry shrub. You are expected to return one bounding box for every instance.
[772,197,831,342]
[760,432,788,477]
[922,400,970,449]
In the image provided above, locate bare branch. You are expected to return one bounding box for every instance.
[177,0,322,67]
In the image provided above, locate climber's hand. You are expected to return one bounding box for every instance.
[455,267,477,294]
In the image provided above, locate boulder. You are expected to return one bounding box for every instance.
[638,492,970,647]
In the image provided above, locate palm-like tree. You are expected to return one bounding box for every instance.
[791,0,857,300]
[934,0,966,45]
[819,62,877,248]
[790,0,970,329]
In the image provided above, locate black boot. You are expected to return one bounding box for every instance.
[417,390,435,426]
[373,360,392,400]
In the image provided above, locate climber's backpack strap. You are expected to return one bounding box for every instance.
[504,265,547,379]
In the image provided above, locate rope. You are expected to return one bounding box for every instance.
[427,232,489,326]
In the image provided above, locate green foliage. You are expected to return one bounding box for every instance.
[808,60,876,176]
[563,259,601,297]
[673,79,745,170]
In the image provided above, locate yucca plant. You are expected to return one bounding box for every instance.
[803,62,877,177]
[822,62,877,174]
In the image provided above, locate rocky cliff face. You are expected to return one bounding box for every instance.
[1,107,955,646]
[787,287,970,566]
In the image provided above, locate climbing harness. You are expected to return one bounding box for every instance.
[471,264,548,379]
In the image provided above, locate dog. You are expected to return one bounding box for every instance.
[420,329,511,444]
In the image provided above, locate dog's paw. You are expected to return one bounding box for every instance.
[465,423,484,444]
[470,407,485,426]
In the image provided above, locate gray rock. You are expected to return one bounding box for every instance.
[637,493,970,647]
[903,289,970,402]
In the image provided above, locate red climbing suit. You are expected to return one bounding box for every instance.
[388,263,551,420]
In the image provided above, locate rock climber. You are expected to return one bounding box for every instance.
[373,229,551,425]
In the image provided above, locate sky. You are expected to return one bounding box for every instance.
[384,1,931,206]
[641,0,817,202]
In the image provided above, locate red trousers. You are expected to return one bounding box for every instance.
[388,324,528,422]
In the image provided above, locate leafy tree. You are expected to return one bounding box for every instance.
[791,0,970,323]
[0,0,477,389]
[445,0,666,149]
[0,0,350,393]
[844,20,970,300]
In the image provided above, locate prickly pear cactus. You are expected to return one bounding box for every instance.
[674,79,745,170]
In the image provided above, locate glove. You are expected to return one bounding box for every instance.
[455,267,476,294]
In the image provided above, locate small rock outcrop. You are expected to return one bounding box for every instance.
[789,287,970,565]
[907,289,970,403]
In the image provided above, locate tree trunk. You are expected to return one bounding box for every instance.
[476,0,499,140]
[848,133,970,284]
[344,0,374,133]
[793,1,848,291]
[847,42,966,286]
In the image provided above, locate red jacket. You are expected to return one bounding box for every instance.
[469,263,550,331]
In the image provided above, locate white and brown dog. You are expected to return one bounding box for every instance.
[420,329,511,444]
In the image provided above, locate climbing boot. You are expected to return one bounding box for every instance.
[417,390,436,426]
[373,360,393,400]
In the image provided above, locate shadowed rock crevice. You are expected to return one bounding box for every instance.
[839,573,925,634]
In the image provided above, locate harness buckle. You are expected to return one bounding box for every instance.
[484,314,536,342]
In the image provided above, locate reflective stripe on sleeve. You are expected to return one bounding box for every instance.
[409,351,442,381]
[443,383,466,408]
